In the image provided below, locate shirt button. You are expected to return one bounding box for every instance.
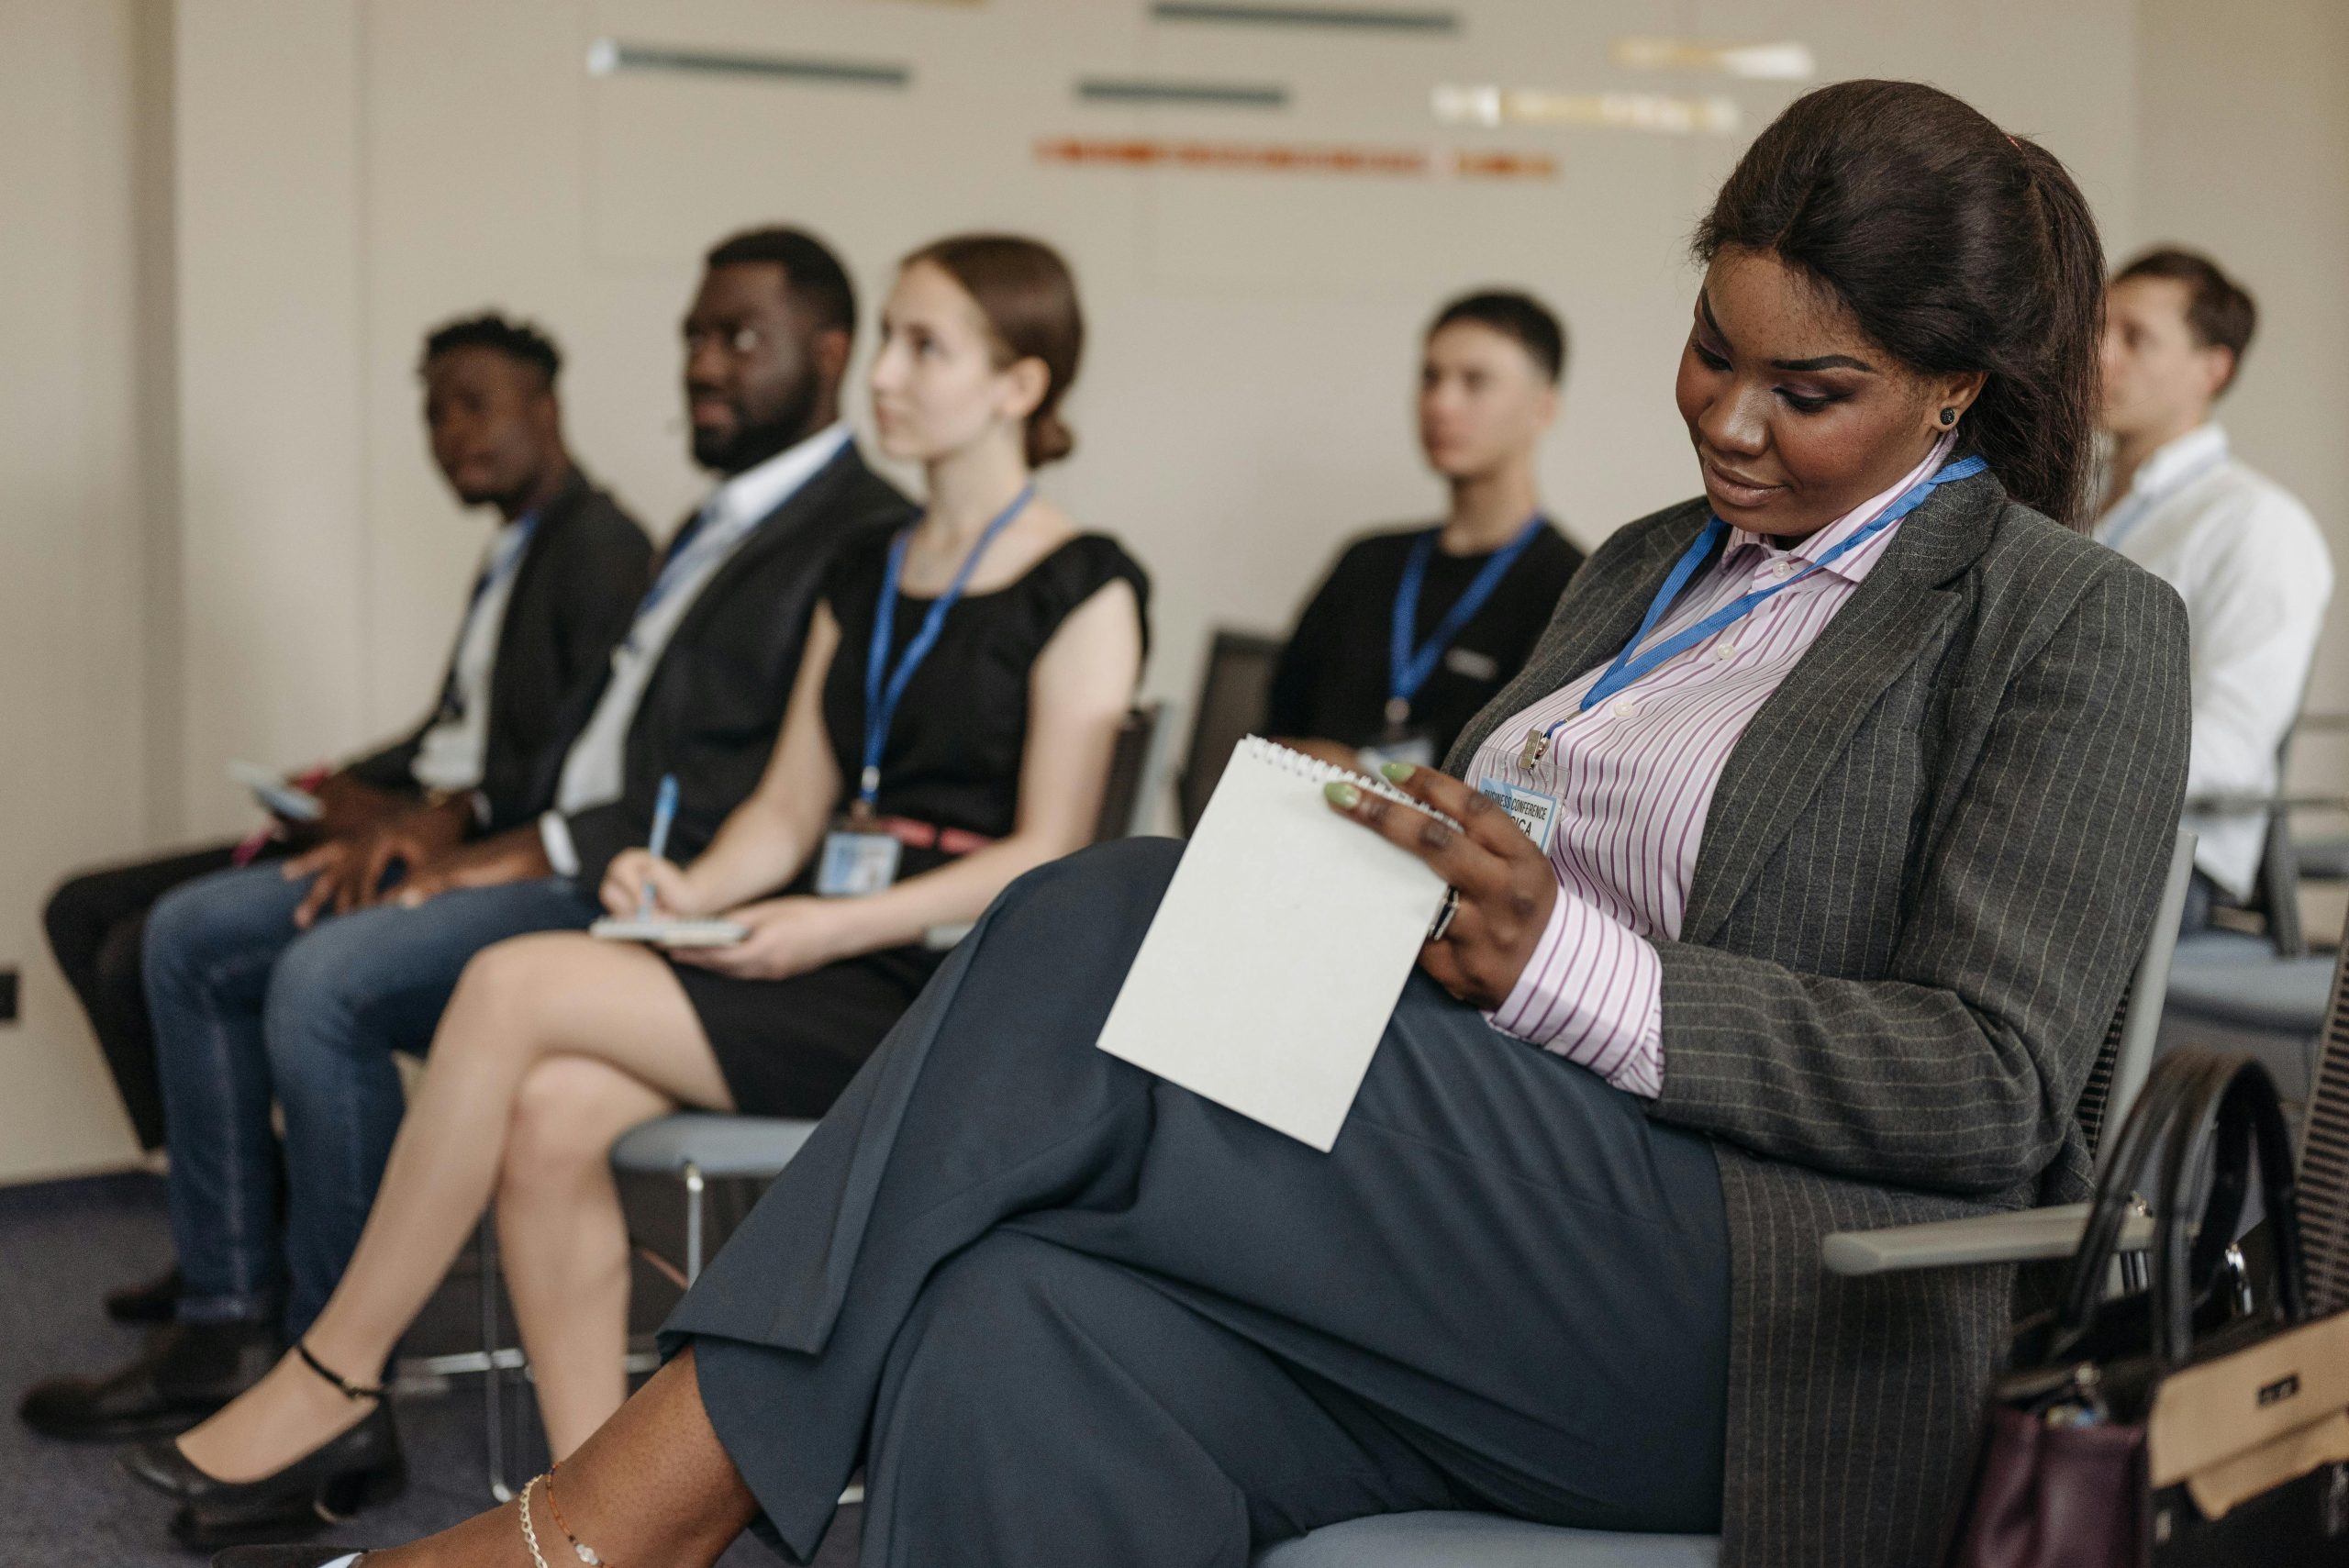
[1609,696,1637,717]
[1770,558,1797,579]
[1714,640,1738,660]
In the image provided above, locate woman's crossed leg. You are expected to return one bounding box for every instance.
[171,931,734,1484]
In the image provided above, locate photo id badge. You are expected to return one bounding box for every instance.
[816,828,902,897]
[1477,780,1561,855]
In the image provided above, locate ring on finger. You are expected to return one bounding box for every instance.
[1427,885,1461,943]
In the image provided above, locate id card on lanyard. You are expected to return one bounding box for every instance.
[1377,516,1545,765]
[815,828,902,897]
[814,484,1032,897]
[1495,453,1986,856]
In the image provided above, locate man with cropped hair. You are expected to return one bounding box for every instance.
[2096,247,2332,927]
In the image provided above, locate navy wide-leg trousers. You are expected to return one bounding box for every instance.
[663,838,1731,1567]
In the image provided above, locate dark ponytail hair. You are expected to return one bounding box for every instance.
[902,233,1085,468]
[1695,80,2106,528]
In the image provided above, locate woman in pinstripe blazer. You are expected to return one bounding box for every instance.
[232,81,2190,1568]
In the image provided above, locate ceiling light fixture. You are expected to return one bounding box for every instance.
[1610,37,1816,81]
[1432,84,1739,135]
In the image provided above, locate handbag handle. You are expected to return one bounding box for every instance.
[2053,1047,2212,1351]
[2147,1052,2308,1363]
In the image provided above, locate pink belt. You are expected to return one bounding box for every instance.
[867,815,995,857]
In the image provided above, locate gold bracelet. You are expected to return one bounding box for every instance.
[518,1475,553,1568]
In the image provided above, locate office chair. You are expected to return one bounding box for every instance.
[1177,629,1286,835]
[1259,830,2200,1568]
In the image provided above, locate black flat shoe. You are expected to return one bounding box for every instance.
[129,1344,405,1549]
[17,1318,279,1440]
[211,1547,368,1567]
[106,1263,185,1323]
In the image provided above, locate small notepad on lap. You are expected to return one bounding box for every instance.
[1095,737,1451,1151]
[588,917,749,949]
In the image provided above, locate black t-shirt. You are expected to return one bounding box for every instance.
[1264,522,1583,757]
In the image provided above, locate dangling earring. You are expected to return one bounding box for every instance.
[1939,407,1957,427]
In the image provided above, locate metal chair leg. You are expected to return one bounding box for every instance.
[684,1162,707,1285]
[480,1212,518,1503]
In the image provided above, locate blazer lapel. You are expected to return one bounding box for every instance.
[1679,474,2003,945]
[662,443,865,652]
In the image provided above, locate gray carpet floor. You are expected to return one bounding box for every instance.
[0,1171,856,1567]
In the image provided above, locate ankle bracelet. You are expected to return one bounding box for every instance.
[547,1462,617,1566]
[523,1469,618,1568]
[295,1340,385,1402]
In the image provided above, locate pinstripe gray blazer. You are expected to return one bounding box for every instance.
[1447,472,2191,1568]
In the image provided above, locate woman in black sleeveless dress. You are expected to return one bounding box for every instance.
[138,235,1147,1546]
[671,528,1148,1117]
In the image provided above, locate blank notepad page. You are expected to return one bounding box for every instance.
[1094,737,1450,1151]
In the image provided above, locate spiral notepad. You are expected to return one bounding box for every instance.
[1094,737,1452,1151]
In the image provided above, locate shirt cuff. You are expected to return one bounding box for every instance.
[538,811,581,880]
[1484,885,1665,1098]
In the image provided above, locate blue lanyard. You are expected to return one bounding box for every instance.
[2099,451,2226,551]
[858,484,1034,806]
[435,512,539,718]
[1387,515,1546,727]
[1578,454,1986,715]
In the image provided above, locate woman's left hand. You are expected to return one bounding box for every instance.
[670,895,841,982]
[1325,762,1557,1009]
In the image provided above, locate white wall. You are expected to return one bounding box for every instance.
[2135,0,2349,802]
[0,0,156,1179]
[10,0,2343,1183]
[322,0,2143,767]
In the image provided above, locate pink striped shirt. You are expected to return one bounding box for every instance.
[1468,436,1954,1096]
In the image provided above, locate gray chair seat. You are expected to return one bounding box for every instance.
[1255,1513,1717,1567]
[2298,836,2349,883]
[2165,929,2332,1036]
[2160,933,2333,1109]
[2165,953,2333,1035]
[608,1112,818,1179]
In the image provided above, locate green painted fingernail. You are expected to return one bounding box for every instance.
[1381,762,1416,783]
[1324,781,1360,809]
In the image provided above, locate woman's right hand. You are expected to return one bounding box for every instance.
[601,851,699,918]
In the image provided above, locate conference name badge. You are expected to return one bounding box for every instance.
[816,828,902,897]
[1478,780,1560,855]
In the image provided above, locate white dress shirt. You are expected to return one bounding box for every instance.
[539,423,852,875]
[409,514,535,794]
[2094,423,2332,899]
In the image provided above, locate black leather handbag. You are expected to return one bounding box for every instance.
[1941,1048,2349,1568]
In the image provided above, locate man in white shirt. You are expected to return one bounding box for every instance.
[2096,247,2332,929]
[24,229,912,1441]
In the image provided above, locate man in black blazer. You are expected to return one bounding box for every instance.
[38,312,647,1183]
[18,229,912,1442]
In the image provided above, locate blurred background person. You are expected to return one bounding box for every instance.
[31,314,647,1324]
[1266,291,1584,773]
[128,234,1149,1551]
[17,231,900,1448]
[2096,247,2333,929]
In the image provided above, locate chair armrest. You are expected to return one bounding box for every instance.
[2185,792,2349,814]
[1820,1202,2154,1276]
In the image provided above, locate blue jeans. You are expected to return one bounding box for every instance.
[144,865,600,1335]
